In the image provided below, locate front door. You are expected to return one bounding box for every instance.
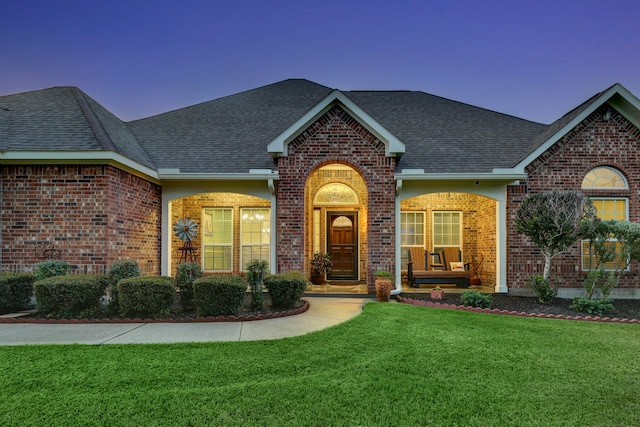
[327,212,358,280]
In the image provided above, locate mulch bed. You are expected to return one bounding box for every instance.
[0,296,309,324]
[399,293,640,323]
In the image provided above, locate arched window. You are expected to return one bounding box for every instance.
[581,166,628,270]
[581,166,627,189]
[314,183,358,205]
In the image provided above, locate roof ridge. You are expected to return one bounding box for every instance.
[70,88,116,151]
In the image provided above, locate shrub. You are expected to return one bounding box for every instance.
[106,260,141,313]
[246,260,269,311]
[176,262,202,310]
[193,275,247,316]
[570,297,615,316]
[461,290,492,308]
[34,274,108,318]
[117,276,175,318]
[33,260,71,281]
[526,275,558,304]
[264,271,307,309]
[0,273,35,312]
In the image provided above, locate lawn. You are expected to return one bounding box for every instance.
[1,303,639,426]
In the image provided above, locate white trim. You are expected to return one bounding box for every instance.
[267,90,405,158]
[159,172,278,181]
[0,150,159,181]
[396,172,527,181]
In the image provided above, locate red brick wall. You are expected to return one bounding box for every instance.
[277,105,396,292]
[507,106,640,290]
[0,164,161,274]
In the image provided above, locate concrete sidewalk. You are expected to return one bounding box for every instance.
[0,297,372,346]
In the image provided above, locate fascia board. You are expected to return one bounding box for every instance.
[396,172,527,181]
[513,83,635,171]
[0,150,159,181]
[158,172,278,181]
[267,90,405,157]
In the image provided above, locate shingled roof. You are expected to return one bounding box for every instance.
[128,79,334,173]
[0,87,155,169]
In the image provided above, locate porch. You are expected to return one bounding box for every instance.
[305,281,495,296]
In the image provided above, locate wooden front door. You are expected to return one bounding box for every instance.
[327,212,358,280]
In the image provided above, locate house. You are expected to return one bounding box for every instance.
[1,79,639,298]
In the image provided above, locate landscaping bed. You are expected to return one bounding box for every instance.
[0,294,309,324]
[400,292,640,321]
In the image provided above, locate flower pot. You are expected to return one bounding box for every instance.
[375,278,392,302]
[310,272,326,285]
[430,290,444,301]
[469,276,481,286]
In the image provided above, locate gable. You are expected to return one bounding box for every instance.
[513,83,640,173]
[267,90,405,158]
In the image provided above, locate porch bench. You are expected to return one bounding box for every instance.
[407,248,471,288]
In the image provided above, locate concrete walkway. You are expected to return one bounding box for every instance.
[0,297,372,346]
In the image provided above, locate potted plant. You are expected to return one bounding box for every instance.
[310,253,332,285]
[374,270,393,302]
[430,286,444,301]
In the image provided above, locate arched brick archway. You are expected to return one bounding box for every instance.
[276,105,397,292]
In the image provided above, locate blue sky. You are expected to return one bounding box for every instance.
[1,0,638,124]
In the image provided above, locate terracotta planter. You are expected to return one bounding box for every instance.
[469,276,481,286]
[430,290,444,301]
[375,278,392,302]
[310,272,326,285]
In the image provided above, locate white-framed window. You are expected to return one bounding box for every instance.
[582,198,628,270]
[400,211,425,269]
[240,208,270,270]
[581,166,629,270]
[432,211,462,255]
[202,208,233,271]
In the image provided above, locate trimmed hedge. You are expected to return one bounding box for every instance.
[34,274,108,318]
[106,260,141,313]
[117,276,175,317]
[0,273,35,312]
[33,260,71,281]
[264,271,307,309]
[193,275,247,316]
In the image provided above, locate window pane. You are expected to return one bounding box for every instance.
[400,211,425,269]
[203,208,233,271]
[433,212,461,250]
[240,208,270,270]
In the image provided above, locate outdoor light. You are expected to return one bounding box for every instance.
[603,109,612,121]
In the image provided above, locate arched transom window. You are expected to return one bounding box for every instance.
[582,166,628,189]
[314,183,358,205]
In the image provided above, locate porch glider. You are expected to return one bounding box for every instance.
[407,247,471,288]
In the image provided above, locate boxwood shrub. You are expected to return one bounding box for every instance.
[34,274,108,318]
[264,271,307,309]
[117,276,175,318]
[0,273,35,312]
[33,260,71,281]
[106,259,141,313]
[193,275,247,316]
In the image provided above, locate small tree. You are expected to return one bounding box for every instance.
[584,220,640,298]
[246,260,269,311]
[515,189,598,282]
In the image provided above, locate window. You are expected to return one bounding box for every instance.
[314,183,358,205]
[581,166,627,189]
[241,208,270,270]
[581,167,628,270]
[400,212,424,269]
[202,208,232,271]
[433,211,462,255]
[582,198,628,270]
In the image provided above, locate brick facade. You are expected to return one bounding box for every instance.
[170,193,270,276]
[0,164,161,274]
[277,105,396,291]
[507,106,640,290]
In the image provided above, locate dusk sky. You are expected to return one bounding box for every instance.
[1,0,638,124]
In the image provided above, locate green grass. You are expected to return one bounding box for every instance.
[2,303,639,426]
